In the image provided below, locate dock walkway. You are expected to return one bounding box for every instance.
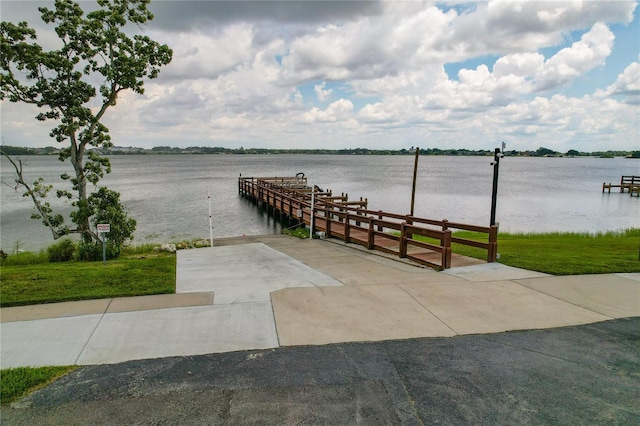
[239,176,498,270]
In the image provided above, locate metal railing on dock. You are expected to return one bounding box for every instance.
[239,176,498,270]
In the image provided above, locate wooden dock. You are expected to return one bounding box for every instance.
[602,176,640,195]
[239,176,498,270]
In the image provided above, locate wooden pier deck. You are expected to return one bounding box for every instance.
[239,176,498,270]
[602,175,640,195]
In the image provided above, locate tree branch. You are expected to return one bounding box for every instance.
[1,150,69,240]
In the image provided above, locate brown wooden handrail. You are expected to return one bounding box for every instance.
[239,176,498,268]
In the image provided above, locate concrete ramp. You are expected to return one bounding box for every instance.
[1,242,344,367]
[177,243,342,304]
[514,273,640,318]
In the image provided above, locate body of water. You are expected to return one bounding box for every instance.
[1,155,638,252]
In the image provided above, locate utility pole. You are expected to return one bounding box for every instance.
[410,147,420,216]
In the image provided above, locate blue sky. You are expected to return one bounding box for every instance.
[1,1,639,152]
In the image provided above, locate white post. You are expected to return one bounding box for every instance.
[208,190,213,247]
[101,232,106,265]
[310,187,315,239]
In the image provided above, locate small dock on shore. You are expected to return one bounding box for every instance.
[239,175,498,270]
[602,176,640,196]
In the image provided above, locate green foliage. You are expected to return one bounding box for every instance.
[0,145,39,155]
[0,252,176,307]
[0,0,172,245]
[47,238,76,262]
[73,187,137,259]
[75,241,104,261]
[535,147,559,157]
[0,250,49,266]
[1,366,77,404]
[283,227,311,239]
[122,243,161,255]
[2,143,640,158]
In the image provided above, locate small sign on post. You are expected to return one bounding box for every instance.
[97,224,110,264]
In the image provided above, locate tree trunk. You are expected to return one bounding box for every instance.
[71,141,97,244]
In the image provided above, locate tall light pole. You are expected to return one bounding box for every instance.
[410,147,420,216]
[490,143,505,227]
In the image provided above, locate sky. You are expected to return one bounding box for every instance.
[1,0,639,152]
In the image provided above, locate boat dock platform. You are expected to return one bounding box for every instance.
[239,175,498,270]
[602,175,640,196]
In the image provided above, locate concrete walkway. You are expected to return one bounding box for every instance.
[1,235,638,368]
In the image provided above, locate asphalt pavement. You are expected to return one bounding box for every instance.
[3,318,639,424]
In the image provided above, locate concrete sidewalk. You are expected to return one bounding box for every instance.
[1,235,638,368]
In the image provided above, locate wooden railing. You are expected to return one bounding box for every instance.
[239,176,498,270]
[602,175,640,194]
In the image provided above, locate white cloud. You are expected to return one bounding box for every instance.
[596,62,640,104]
[314,82,333,102]
[302,99,354,123]
[159,24,255,80]
[535,22,614,90]
[494,52,544,79]
[1,0,638,152]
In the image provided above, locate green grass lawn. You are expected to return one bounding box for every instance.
[451,229,640,275]
[0,248,176,404]
[1,366,77,405]
[0,252,176,307]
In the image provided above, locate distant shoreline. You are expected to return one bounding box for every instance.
[2,145,639,158]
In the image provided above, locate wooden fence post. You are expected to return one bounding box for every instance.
[441,219,448,247]
[488,225,498,262]
[344,213,351,243]
[406,215,413,241]
[367,217,374,249]
[400,223,408,258]
[442,230,452,269]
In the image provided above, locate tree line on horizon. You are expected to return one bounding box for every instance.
[2,144,639,159]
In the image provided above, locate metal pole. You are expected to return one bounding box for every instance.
[102,232,106,265]
[490,147,501,226]
[208,190,213,247]
[410,147,420,216]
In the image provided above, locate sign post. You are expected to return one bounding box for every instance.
[97,223,110,265]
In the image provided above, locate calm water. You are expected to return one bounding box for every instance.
[1,155,638,251]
